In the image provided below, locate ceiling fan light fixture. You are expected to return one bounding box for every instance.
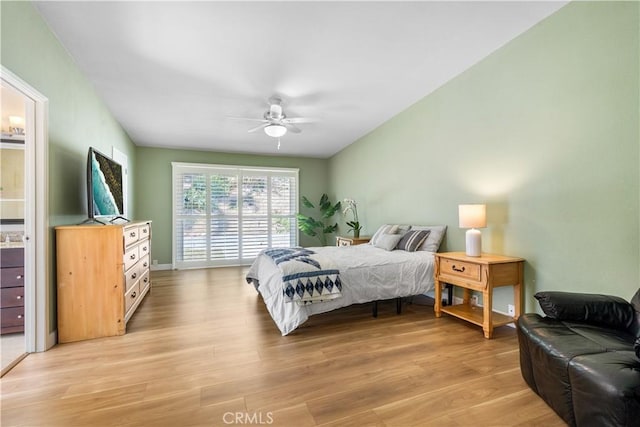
[264,124,287,138]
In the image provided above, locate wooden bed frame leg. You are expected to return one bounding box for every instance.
[396,297,402,314]
[372,301,378,318]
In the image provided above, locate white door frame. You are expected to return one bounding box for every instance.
[1,66,52,352]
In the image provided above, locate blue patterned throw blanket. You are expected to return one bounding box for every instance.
[263,247,342,305]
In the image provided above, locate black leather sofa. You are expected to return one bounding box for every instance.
[517,290,640,427]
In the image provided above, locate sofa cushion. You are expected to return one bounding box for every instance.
[569,351,640,427]
[534,291,634,331]
[629,288,640,338]
[517,314,604,426]
[561,321,635,351]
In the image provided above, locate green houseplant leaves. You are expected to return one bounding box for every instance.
[296,194,341,246]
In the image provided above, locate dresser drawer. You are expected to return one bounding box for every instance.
[138,239,150,258]
[139,270,150,293]
[124,263,141,292]
[1,287,24,308]
[440,258,481,282]
[139,224,151,241]
[123,246,139,272]
[123,227,139,247]
[139,254,150,272]
[1,267,24,288]
[124,281,140,314]
[1,306,24,328]
[1,248,24,267]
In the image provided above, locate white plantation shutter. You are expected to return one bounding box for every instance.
[173,163,298,268]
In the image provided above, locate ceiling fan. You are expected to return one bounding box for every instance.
[230,96,313,139]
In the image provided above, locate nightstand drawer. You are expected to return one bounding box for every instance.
[336,236,370,246]
[440,258,481,281]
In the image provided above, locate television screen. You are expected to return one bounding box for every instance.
[87,147,124,218]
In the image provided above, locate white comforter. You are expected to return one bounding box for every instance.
[246,244,435,335]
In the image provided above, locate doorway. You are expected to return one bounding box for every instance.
[1,67,50,376]
[1,80,28,373]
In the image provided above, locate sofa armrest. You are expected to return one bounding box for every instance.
[534,291,634,331]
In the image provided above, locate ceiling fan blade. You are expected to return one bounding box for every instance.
[282,117,315,124]
[227,117,269,122]
[248,123,270,133]
[284,123,302,134]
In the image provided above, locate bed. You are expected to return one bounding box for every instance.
[246,224,446,335]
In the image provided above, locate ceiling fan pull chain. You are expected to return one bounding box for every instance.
[277,138,281,150]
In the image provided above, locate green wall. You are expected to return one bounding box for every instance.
[1,1,138,331]
[135,147,329,265]
[328,1,640,314]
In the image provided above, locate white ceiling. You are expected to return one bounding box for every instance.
[34,1,567,158]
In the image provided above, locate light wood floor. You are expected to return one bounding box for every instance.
[1,267,565,426]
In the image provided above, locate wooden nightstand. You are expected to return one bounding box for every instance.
[336,236,370,246]
[434,252,524,339]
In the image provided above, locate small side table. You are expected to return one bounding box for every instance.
[434,252,524,339]
[336,236,370,246]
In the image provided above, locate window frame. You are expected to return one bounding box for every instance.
[171,162,299,269]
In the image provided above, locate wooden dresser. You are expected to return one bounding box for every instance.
[0,247,25,335]
[56,221,152,343]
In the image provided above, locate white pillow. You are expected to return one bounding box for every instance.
[411,225,447,252]
[373,233,403,251]
[370,224,411,247]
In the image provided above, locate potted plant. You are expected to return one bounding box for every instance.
[296,193,341,246]
[342,198,363,238]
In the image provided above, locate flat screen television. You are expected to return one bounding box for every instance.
[86,147,127,223]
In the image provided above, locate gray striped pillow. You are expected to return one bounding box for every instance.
[396,230,431,252]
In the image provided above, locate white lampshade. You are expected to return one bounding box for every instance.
[458,204,486,228]
[9,116,24,127]
[459,204,486,257]
[264,124,287,138]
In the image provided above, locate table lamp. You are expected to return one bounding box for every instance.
[458,204,486,257]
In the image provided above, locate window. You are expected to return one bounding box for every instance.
[172,163,298,268]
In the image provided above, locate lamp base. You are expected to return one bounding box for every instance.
[465,228,482,257]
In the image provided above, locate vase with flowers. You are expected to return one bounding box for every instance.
[342,198,363,238]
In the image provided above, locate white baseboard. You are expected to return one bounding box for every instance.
[151,263,172,271]
[47,330,57,350]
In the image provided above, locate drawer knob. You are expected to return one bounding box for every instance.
[143,262,148,268]
[131,292,137,298]
[130,254,136,260]
[16,275,23,279]
[16,295,22,300]
[131,273,137,279]
[143,246,147,251]
[144,277,148,283]
[17,315,23,319]
[452,265,466,273]
[130,232,136,237]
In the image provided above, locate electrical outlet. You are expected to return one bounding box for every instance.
[508,304,515,316]
[471,295,479,307]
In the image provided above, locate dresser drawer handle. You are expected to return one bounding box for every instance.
[17,315,23,319]
[130,254,136,260]
[16,295,22,300]
[143,262,148,268]
[144,277,148,283]
[142,246,148,251]
[131,292,137,298]
[452,265,466,273]
[131,273,137,279]
[129,232,136,238]
[16,275,23,279]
